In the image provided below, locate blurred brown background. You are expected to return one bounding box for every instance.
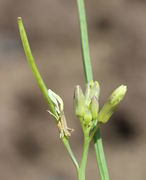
[0,0,146,179]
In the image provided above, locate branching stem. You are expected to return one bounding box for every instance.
[76,0,110,179]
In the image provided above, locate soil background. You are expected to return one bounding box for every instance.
[0,0,146,180]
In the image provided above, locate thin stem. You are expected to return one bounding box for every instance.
[17,17,57,118]
[78,131,90,180]
[62,137,79,173]
[93,129,109,180]
[77,0,93,83]
[76,0,110,179]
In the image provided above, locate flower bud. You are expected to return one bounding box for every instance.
[110,85,127,107]
[89,81,100,99]
[85,81,100,106]
[98,85,127,124]
[74,85,85,117]
[90,96,99,119]
[83,109,92,126]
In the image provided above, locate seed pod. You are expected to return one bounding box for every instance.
[90,96,99,120]
[98,85,127,124]
[74,85,85,117]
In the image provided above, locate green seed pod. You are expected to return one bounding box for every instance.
[83,109,92,126]
[90,96,99,120]
[74,85,85,117]
[98,85,127,124]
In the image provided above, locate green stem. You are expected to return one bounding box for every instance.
[78,131,90,180]
[93,129,109,180]
[62,137,79,173]
[17,17,57,118]
[76,0,109,179]
[89,123,100,142]
[18,17,79,174]
[77,0,93,83]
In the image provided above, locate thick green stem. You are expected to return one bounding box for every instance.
[76,0,109,179]
[78,131,90,180]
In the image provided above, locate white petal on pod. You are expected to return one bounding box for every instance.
[48,89,64,113]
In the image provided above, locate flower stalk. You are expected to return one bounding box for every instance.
[78,130,90,180]
[76,0,110,179]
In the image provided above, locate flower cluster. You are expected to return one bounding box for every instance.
[74,81,127,132]
[74,81,100,131]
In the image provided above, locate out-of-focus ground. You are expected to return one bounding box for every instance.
[0,0,146,179]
